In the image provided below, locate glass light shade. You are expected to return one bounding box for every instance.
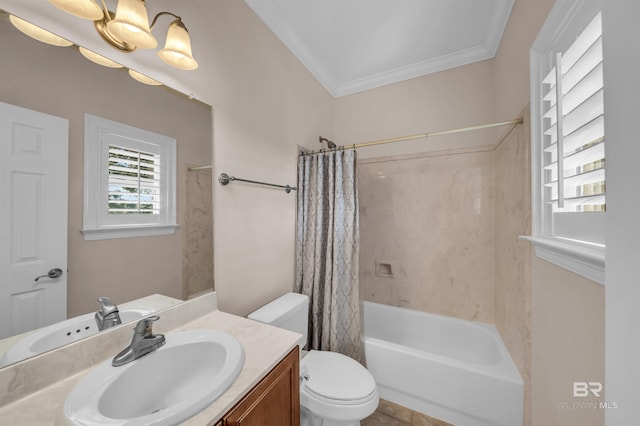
[79,47,123,68]
[157,20,198,70]
[9,15,73,47]
[128,69,162,86]
[48,0,103,21]
[106,0,157,49]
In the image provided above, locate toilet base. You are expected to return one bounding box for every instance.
[300,406,361,426]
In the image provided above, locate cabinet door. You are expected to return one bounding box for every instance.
[223,346,300,426]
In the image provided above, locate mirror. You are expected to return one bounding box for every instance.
[0,10,214,367]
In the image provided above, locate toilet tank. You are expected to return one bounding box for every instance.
[248,292,308,348]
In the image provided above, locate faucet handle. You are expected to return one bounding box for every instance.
[134,315,160,335]
[112,316,164,367]
[97,296,119,316]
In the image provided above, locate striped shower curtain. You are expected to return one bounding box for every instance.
[295,149,362,363]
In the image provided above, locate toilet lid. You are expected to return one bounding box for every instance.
[302,350,376,402]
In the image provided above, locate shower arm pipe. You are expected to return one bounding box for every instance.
[304,117,524,155]
[218,172,297,193]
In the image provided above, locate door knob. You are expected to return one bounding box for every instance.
[34,268,63,282]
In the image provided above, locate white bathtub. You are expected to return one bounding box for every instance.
[363,301,523,426]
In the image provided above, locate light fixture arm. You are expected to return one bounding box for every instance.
[94,0,137,52]
[97,2,188,35]
[99,0,111,21]
[150,11,185,31]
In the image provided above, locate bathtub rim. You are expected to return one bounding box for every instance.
[362,300,523,385]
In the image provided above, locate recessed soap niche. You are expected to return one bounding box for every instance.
[374,261,394,278]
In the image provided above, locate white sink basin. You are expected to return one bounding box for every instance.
[60,329,245,426]
[0,307,154,366]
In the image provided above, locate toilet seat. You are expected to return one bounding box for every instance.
[301,350,376,405]
[247,293,379,425]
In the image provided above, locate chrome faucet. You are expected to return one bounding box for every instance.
[95,296,122,331]
[112,316,165,367]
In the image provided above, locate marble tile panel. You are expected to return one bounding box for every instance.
[494,106,532,426]
[183,167,214,299]
[358,146,496,323]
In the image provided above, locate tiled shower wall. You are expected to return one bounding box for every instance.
[182,167,214,299]
[358,109,532,424]
[358,146,496,323]
[495,108,532,426]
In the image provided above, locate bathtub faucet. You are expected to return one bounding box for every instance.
[95,296,122,331]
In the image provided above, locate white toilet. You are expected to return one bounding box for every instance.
[248,292,379,426]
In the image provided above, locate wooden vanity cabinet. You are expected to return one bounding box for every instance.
[216,346,300,426]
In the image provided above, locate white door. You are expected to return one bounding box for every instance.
[0,102,68,339]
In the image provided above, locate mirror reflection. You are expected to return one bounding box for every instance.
[0,11,214,368]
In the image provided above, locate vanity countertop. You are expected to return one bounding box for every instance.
[0,293,183,364]
[0,307,300,425]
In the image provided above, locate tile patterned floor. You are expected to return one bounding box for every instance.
[362,399,453,426]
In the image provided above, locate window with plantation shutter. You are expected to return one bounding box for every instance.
[542,11,605,222]
[108,145,161,215]
[82,114,177,240]
[529,4,605,284]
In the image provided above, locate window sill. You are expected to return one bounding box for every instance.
[519,236,605,285]
[81,224,179,241]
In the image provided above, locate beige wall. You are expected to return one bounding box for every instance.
[492,1,605,425]
[0,21,212,317]
[492,0,555,119]
[531,258,605,426]
[334,60,497,159]
[202,1,334,315]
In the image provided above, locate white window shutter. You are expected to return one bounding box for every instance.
[542,12,605,214]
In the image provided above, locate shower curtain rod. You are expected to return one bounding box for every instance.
[303,117,523,156]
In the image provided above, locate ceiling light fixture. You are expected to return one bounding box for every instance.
[48,0,198,70]
[9,15,73,47]
[79,46,123,68]
[128,69,161,85]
